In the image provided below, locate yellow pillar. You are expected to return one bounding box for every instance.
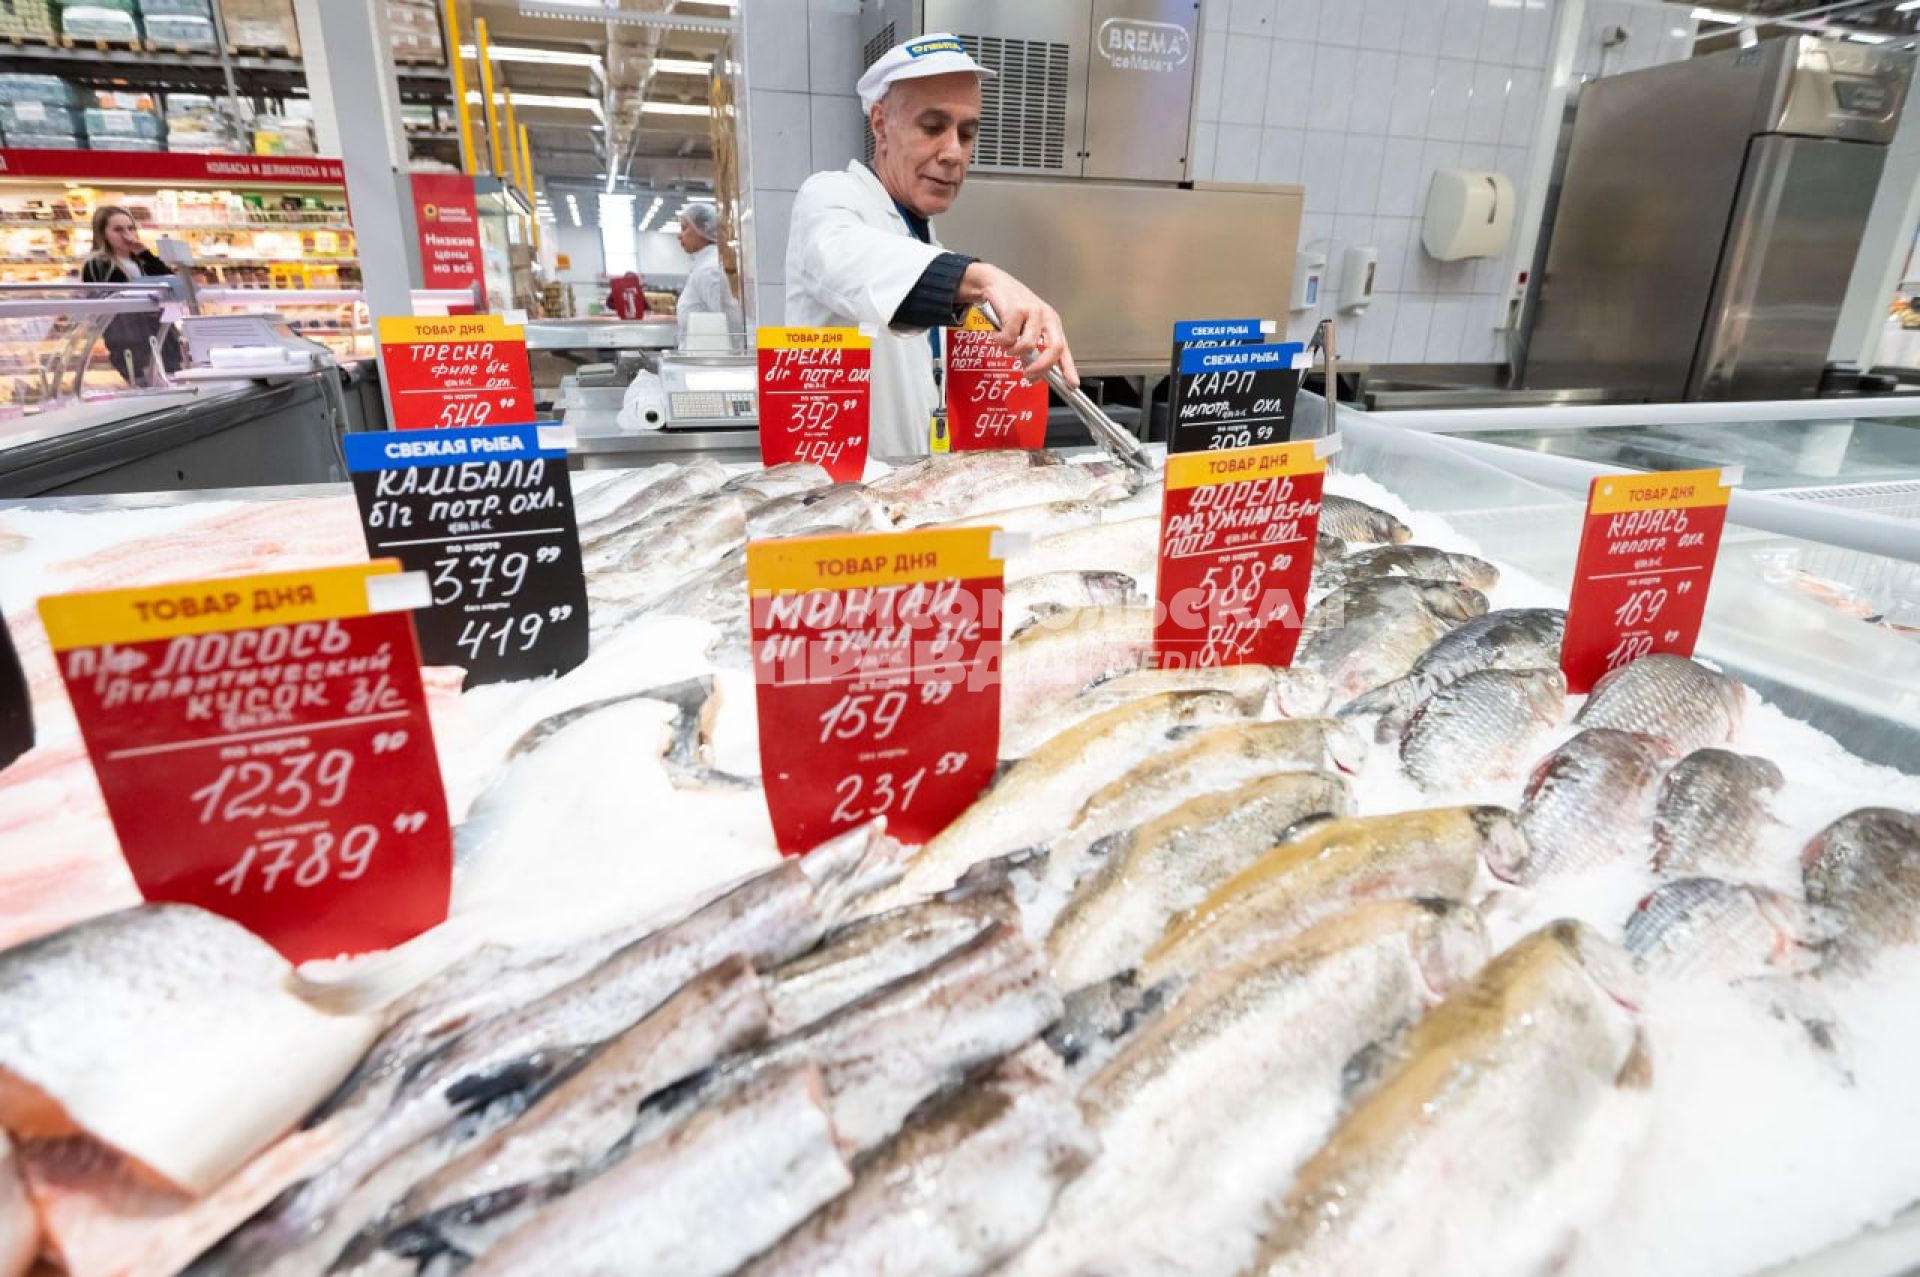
[503,89,522,194]
[518,122,534,202]
[442,0,476,174]
[475,17,505,177]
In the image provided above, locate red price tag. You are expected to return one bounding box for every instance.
[758,326,873,480]
[379,314,536,432]
[747,528,1004,852]
[37,562,454,963]
[945,309,1048,450]
[1153,440,1330,669]
[1562,467,1735,694]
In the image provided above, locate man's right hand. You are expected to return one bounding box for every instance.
[958,262,1080,388]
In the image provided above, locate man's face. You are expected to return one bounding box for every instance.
[869,72,980,218]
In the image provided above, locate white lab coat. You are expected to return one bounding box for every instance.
[785,160,949,459]
[676,243,741,347]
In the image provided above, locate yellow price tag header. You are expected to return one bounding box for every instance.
[378,314,526,346]
[1166,440,1327,492]
[758,326,873,351]
[1588,467,1736,515]
[747,527,1003,595]
[41,561,403,650]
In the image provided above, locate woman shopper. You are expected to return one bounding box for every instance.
[79,205,184,386]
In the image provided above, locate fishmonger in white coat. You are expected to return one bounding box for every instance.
[785,34,1079,458]
[676,202,742,346]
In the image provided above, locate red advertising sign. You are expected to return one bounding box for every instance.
[757,326,873,480]
[37,562,453,964]
[0,147,345,185]
[945,308,1048,450]
[378,314,535,431]
[1153,440,1332,669]
[747,527,1004,853]
[1561,467,1736,694]
[410,172,486,300]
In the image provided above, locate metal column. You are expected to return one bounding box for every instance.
[291,0,423,324]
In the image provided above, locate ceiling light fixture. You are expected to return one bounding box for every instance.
[1689,6,1747,24]
[458,43,603,70]
[640,101,711,115]
[652,57,711,74]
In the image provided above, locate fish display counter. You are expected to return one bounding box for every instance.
[0,369,364,500]
[0,432,1916,1276]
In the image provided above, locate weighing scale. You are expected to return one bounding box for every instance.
[657,351,758,431]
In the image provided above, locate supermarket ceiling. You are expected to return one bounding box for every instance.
[1685,0,1920,42]
[460,0,732,190]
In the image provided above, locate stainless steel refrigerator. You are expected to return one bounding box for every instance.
[1522,35,1912,401]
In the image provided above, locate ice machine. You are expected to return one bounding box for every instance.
[1522,35,1912,401]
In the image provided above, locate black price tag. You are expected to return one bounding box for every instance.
[0,612,31,771]
[343,425,589,686]
[1166,319,1303,455]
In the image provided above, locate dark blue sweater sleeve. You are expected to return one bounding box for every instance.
[889,251,976,331]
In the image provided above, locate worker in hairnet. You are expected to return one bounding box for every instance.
[785,33,1078,457]
[675,201,741,347]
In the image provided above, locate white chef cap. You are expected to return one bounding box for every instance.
[855,33,995,112]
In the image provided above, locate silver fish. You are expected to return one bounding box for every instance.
[1624,878,1814,980]
[1398,667,1567,792]
[1802,807,1920,962]
[1000,605,1155,746]
[1317,494,1413,544]
[1515,729,1670,881]
[0,905,376,1198]
[592,494,749,606]
[735,1048,1096,1277]
[909,462,1130,527]
[888,691,1255,903]
[1008,900,1487,1277]
[1003,570,1140,638]
[1251,921,1651,1277]
[1004,664,1284,761]
[1092,663,1332,719]
[868,450,1064,512]
[1298,580,1490,702]
[1317,545,1500,592]
[251,859,843,1257]
[1314,532,1347,565]
[764,890,1018,1034]
[1341,608,1566,737]
[1040,717,1370,912]
[463,1065,851,1277]
[377,956,772,1248]
[1143,805,1523,986]
[570,464,675,527]
[1575,654,1743,755]
[746,483,891,539]
[1047,770,1354,990]
[1650,749,1786,877]
[723,461,833,503]
[577,459,727,563]
[1005,517,1159,586]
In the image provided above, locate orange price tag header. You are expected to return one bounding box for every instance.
[747,527,1005,595]
[1588,467,1738,515]
[1166,440,1329,492]
[758,326,874,351]
[40,561,408,650]
[378,314,526,346]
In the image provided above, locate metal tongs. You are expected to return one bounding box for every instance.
[976,300,1154,480]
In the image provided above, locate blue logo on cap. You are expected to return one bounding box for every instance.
[906,37,965,57]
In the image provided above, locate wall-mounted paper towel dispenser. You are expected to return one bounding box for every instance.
[1422,169,1515,261]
